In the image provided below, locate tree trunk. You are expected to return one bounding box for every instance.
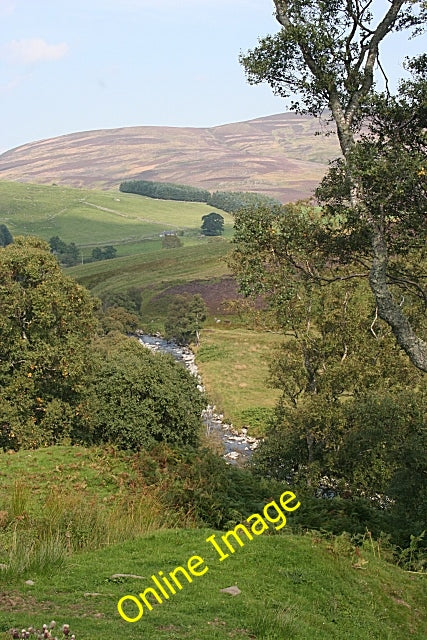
[369,223,427,372]
[331,101,427,372]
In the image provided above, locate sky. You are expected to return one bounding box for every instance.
[0,0,425,153]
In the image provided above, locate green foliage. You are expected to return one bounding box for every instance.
[387,401,427,545]
[164,293,207,345]
[100,287,142,314]
[0,237,99,450]
[397,531,426,573]
[0,238,206,454]
[240,4,426,369]
[87,333,206,450]
[49,235,80,266]
[232,198,425,538]
[201,211,224,236]
[0,224,13,247]
[161,233,183,249]
[119,179,210,203]
[132,443,275,529]
[99,306,140,334]
[207,190,281,213]
[91,245,117,261]
[238,407,274,431]
[316,56,426,272]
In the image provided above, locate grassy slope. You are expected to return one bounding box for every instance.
[0,446,133,510]
[0,181,232,251]
[195,328,283,433]
[68,242,231,295]
[1,527,425,640]
[1,448,425,639]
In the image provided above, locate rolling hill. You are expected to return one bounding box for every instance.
[0,113,340,202]
[0,181,232,248]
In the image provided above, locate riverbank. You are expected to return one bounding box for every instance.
[136,332,261,464]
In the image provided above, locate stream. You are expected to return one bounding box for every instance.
[136,333,260,464]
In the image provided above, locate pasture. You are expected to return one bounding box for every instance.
[0,181,233,255]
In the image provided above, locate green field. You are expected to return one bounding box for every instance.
[195,328,283,433]
[0,181,233,256]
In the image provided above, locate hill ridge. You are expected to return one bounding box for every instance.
[0,113,339,202]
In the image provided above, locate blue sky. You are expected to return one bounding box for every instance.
[0,0,425,153]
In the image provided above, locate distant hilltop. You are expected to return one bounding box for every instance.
[0,113,339,203]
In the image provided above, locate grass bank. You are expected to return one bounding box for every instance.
[0,528,425,640]
[0,181,232,254]
[195,328,283,434]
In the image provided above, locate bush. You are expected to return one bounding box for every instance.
[132,444,278,529]
[87,333,206,450]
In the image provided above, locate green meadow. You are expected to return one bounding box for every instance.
[0,181,233,257]
[195,328,283,434]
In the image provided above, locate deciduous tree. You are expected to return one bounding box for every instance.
[87,332,205,450]
[201,212,224,236]
[240,1,427,370]
[165,294,207,345]
[0,237,99,449]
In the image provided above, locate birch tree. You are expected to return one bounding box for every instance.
[240,0,426,370]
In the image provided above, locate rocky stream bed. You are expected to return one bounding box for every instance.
[136,333,261,464]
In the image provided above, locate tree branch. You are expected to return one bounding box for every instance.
[345,0,406,126]
[369,222,427,371]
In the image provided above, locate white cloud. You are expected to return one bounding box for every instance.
[0,0,15,16]
[0,75,23,94]
[4,38,69,65]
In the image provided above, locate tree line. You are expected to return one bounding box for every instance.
[119,179,280,212]
[49,236,117,266]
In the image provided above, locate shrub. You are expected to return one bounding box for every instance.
[87,333,206,450]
